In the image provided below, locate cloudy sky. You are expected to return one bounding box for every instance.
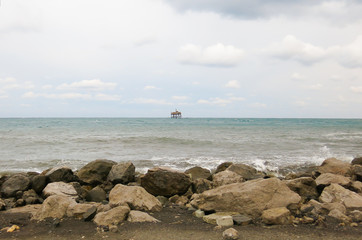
[0,0,362,118]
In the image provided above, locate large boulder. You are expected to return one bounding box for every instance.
[93,205,130,227]
[185,167,211,180]
[215,162,233,174]
[85,186,106,202]
[107,161,135,184]
[191,178,301,219]
[109,184,162,212]
[141,167,191,197]
[0,174,30,197]
[66,203,99,219]
[192,178,212,194]
[351,164,362,181]
[76,159,117,185]
[315,173,351,188]
[351,157,362,165]
[33,195,76,220]
[318,158,351,176]
[31,175,47,194]
[319,183,362,211]
[42,182,78,199]
[284,177,318,201]
[226,163,264,180]
[45,166,77,183]
[212,170,244,187]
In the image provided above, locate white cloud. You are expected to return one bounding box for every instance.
[295,100,307,107]
[132,98,171,105]
[133,37,157,47]
[22,92,91,100]
[330,35,362,68]
[57,79,117,91]
[179,43,244,67]
[144,85,159,90]
[0,77,17,84]
[225,80,240,89]
[172,96,189,100]
[197,96,244,106]
[267,35,326,65]
[291,73,305,80]
[350,86,362,93]
[42,84,53,90]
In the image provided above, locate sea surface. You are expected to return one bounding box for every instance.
[0,118,361,175]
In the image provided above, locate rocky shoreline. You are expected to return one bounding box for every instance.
[0,157,361,239]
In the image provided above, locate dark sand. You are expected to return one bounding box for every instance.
[0,205,361,240]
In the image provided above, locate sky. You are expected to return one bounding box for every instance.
[0,0,362,118]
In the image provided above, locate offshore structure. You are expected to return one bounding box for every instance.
[171,110,182,119]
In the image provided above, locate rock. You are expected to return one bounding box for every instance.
[85,186,106,202]
[193,209,205,218]
[45,166,77,183]
[169,195,189,206]
[318,158,351,176]
[185,167,211,180]
[33,195,76,220]
[327,209,352,223]
[141,167,192,197]
[351,157,362,165]
[15,199,25,207]
[107,162,135,184]
[320,202,347,215]
[31,175,47,194]
[77,159,117,186]
[93,205,130,227]
[222,228,239,240]
[109,184,162,212]
[1,174,30,197]
[97,204,111,213]
[127,210,160,223]
[315,173,351,188]
[217,216,234,227]
[261,207,292,225]
[156,196,168,206]
[0,198,5,210]
[67,203,98,219]
[22,189,42,205]
[351,165,362,181]
[192,178,212,194]
[319,183,362,211]
[70,182,88,200]
[42,182,78,199]
[215,162,233,174]
[350,181,362,193]
[349,210,362,222]
[191,178,301,219]
[83,206,97,221]
[226,164,264,180]
[203,212,239,225]
[232,215,252,226]
[212,170,244,187]
[284,177,318,201]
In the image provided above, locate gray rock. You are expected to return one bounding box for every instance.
[77,159,117,186]
[203,212,239,225]
[46,166,77,183]
[351,157,362,165]
[22,189,42,205]
[185,167,211,180]
[285,177,318,202]
[215,162,233,174]
[86,186,106,202]
[31,175,47,194]
[217,216,234,227]
[83,205,97,221]
[226,163,264,180]
[232,214,252,225]
[156,196,168,206]
[1,174,30,197]
[107,162,135,184]
[141,167,191,197]
[192,178,212,194]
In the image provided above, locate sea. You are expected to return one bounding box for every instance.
[0,118,361,175]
